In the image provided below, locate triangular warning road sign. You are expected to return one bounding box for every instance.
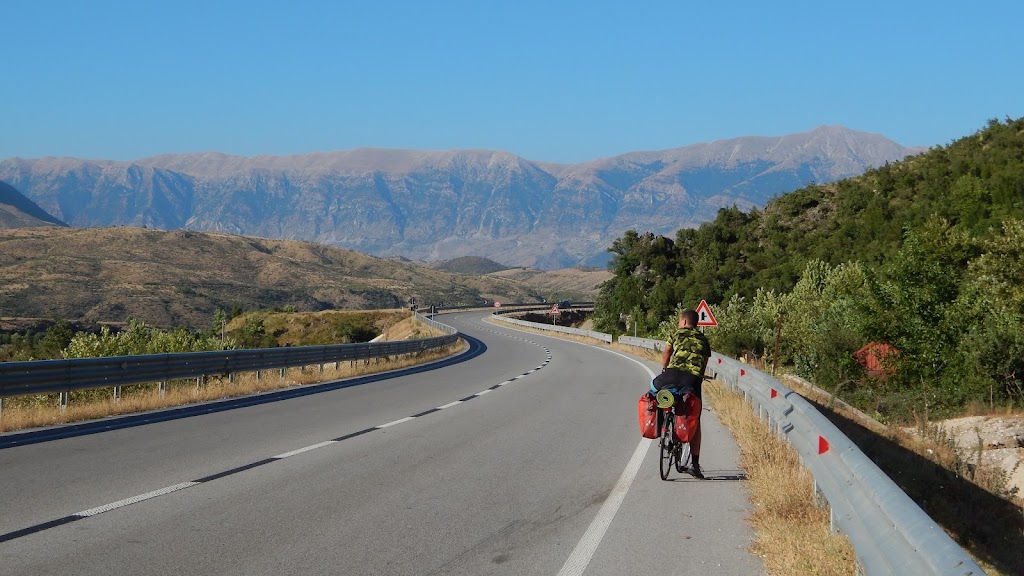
[695,300,717,327]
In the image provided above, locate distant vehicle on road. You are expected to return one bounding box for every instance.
[556,300,572,309]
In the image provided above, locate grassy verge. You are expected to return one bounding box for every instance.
[705,379,857,575]
[0,339,464,434]
[782,376,1023,575]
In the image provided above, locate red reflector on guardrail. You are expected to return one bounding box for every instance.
[818,436,830,454]
[717,358,722,364]
[740,369,746,376]
[770,388,778,398]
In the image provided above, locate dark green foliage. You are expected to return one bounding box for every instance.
[597,117,1024,418]
[434,256,510,275]
[235,316,275,349]
[0,320,81,361]
[593,231,686,335]
[658,118,1024,304]
[334,319,378,344]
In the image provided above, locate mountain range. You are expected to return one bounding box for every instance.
[0,180,66,228]
[0,126,924,268]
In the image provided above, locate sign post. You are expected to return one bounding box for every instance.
[695,300,717,328]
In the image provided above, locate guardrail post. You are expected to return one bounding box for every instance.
[58,391,69,411]
[279,367,285,379]
[255,370,261,381]
[229,372,235,385]
[196,375,205,390]
[812,479,828,510]
[113,386,122,403]
[159,381,167,397]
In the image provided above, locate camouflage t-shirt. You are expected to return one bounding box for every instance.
[666,327,711,376]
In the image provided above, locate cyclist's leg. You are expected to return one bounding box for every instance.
[691,417,701,456]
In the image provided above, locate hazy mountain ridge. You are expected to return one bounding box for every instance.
[0,126,923,268]
[0,181,67,228]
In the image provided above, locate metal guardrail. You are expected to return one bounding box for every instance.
[490,308,612,343]
[618,335,664,351]
[0,311,458,400]
[617,335,983,576]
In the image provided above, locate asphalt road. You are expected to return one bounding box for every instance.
[0,311,762,575]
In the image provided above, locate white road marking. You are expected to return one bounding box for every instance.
[556,440,652,576]
[6,317,562,543]
[378,416,416,428]
[493,318,662,576]
[76,482,200,517]
[274,441,337,459]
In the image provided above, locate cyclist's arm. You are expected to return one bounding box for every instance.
[661,341,672,371]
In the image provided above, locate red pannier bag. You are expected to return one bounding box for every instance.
[674,393,702,443]
[638,392,658,439]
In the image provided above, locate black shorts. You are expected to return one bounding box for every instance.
[652,367,703,401]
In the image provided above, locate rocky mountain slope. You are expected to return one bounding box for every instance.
[0,126,923,268]
[0,181,66,228]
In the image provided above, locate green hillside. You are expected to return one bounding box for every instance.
[675,116,1024,304]
[432,256,510,275]
[595,117,1024,419]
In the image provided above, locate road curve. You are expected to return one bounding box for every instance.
[0,311,761,575]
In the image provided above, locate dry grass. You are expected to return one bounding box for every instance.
[705,379,857,575]
[0,226,543,328]
[782,375,1024,575]
[0,338,465,434]
[486,267,610,300]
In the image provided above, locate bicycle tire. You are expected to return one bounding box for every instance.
[659,413,675,480]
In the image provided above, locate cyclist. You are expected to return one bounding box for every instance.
[652,308,711,478]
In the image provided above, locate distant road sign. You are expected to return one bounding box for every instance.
[550,305,561,315]
[494,302,502,308]
[695,300,717,327]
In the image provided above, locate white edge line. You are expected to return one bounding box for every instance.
[556,439,653,576]
[274,440,337,459]
[437,400,463,410]
[475,389,493,396]
[494,317,663,576]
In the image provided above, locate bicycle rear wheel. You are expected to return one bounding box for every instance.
[659,416,675,480]
[675,442,691,473]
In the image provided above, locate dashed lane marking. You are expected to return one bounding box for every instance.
[0,328,554,545]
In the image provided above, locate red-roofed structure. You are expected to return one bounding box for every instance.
[854,342,899,379]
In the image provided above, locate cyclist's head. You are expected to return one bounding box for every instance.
[679,308,698,328]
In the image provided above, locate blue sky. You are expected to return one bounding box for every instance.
[4,0,1022,163]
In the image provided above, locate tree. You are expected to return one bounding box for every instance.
[594,230,680,334]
